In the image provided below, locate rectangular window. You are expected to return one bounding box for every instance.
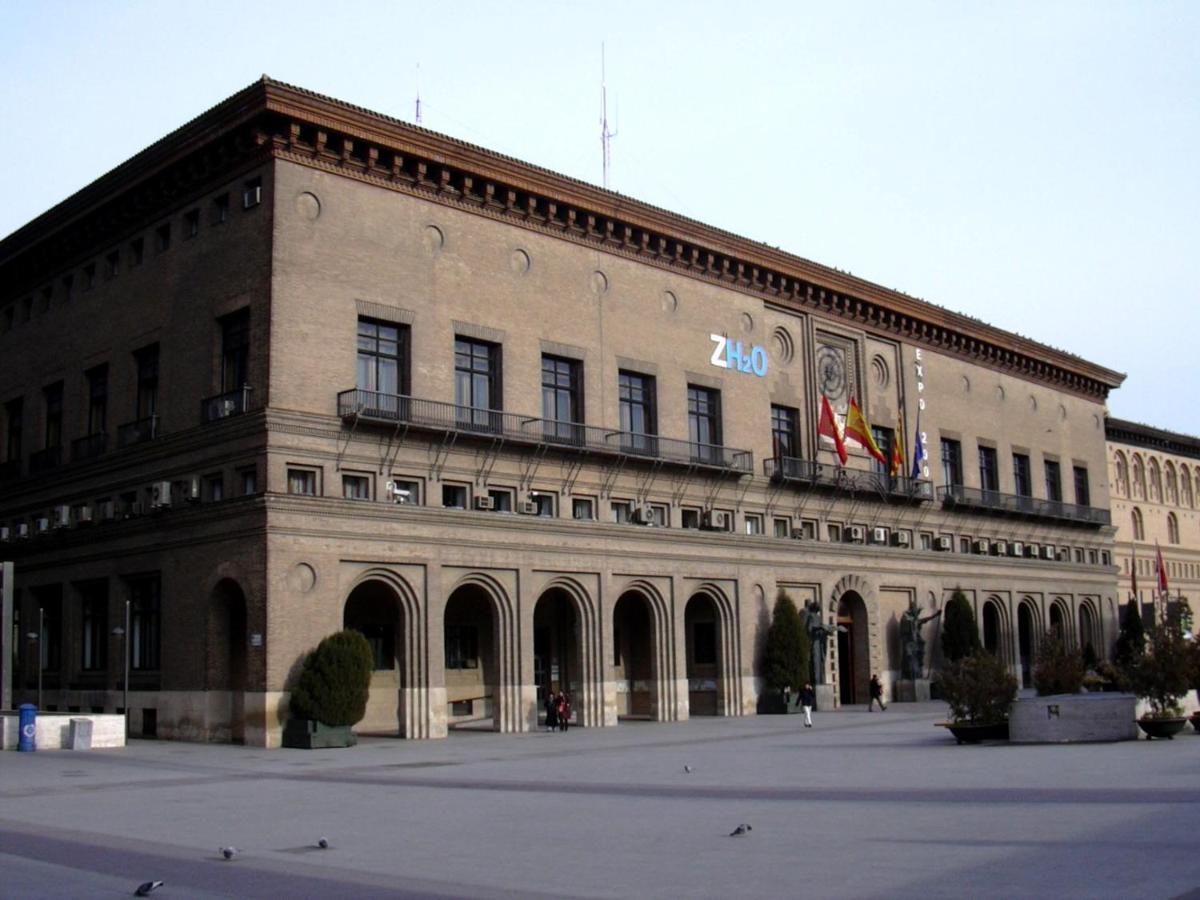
[128,576,161,671]
[1045,460,1063,502]
[454,338,501,429]
[130,237,144,267]
[442,483,468,509]
[62,273,74,300]
[801,520,818,540]
[541,355,583,443]
[155,224,170,253]
[529,492,555,517]
[1012,453,1032,497]
[941,438,963,487]
[35,587,63,672]
[243,176,262,209]
[83,263,96,290]
[445,624,478,669]
[688,385,722,462]
[43,382,63,449]
[185,208,200,238]
[239,466,257,495]
[871,426,893,475]
[386,477,421,505]
[204,474,224,502]
[770,404,799,459]
[487,488,513,512]
[1073,466,1090,507]
[611,500,632,524]
[681,508,701,529]
[105,250,119,279]
[773,517,792,538]
[920,532,933,551]
[135,344,159,420]
[214,193,230,224]
[79,581,108,671]
[744,514,763,535]
[39,285,51,313]
[357,318,410,396]
[618,371,656,455]
[960,536,971,554]
[221,308,251,393]
[978,446,998,493]
[827,523,842,542]
[86,365,108,435]
[288,468,317,496]
[342,474,370,500]
[572,497,595,520]
[5,397,22,463]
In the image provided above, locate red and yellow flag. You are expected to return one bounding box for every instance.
[818,395,848,465]
[889,413,906,477]
[846,398,887,465]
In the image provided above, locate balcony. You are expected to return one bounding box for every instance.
[939,485,1111,527]
[28,445,63,475]
[202,385,254,423]
[765,456,934,503]
[117,415,158,448]
[337,389,753,474]
[71,432,108,463]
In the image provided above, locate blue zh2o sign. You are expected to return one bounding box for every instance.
[710,334,768,377]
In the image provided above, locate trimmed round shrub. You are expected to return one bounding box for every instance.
[1113,599,1145,670]
[940,650,1018,725]
[289,630,374,727]
[941,588,981,663]
[1032,631,1085,696]
[763,590,810,695]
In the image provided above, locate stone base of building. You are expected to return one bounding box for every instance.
[815,684,836,711]
[1,711,126,750]
[894,679,932,703]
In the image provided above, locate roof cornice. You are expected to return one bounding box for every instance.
[1106,417,1200,460]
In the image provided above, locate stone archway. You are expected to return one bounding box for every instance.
[1078,602,1098,659]
[534,588,579,725]
[613,590,658,719]
[1017,600,1039,688]
[836,591,870,705]
[207,579,247,744]
[982,598,1003,658]
[344,579,404,736]
[1049,598,1071,646]
[685,593,721,716]
[444,582,501,731]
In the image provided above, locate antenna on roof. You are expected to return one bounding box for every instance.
[415,62,423,125]
[601,43,617,189]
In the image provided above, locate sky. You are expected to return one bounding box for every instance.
[2,1,1197,433]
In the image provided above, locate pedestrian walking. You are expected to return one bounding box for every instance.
[868,674,887,711]
[800,683,815,728]
[558,692,571,732]
[544,689,558,732]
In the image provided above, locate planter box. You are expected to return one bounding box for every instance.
[1189,714,1200,734]
[1136,717,1187,740]
[1009,693,1137,744]
[937,721,1009,744]
[281,719,357,749]
[756,692,804,715]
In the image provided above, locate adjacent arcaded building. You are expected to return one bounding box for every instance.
[0,79,1124,746]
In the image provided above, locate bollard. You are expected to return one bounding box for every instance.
[18,703,37,752]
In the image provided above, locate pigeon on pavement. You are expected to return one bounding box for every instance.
[683,765,693,773]
[728,824,752,837]
[134,881,164,896]
[220,846,239,860]
[317,837,330,849]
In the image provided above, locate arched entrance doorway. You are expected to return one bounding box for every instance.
[1049,602,1066,642]
[444,584,501,730]
[1078,603,1097,660]
[534,589,579,726]
[208,579,247,744]
[982,600,1002,657]
[344,580,405,735]
[837,592,869,705]
[685,593,721,716]
[1017,601,1038,688]
[613,591,657,719]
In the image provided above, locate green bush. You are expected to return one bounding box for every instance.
[941,588,981,663]
[1032,631,1085,696]
[289,630,374,727]
[1124,620,1192,718]
[763,591,809,694]
[1113,599,1145,669]
[939,650,1018,725]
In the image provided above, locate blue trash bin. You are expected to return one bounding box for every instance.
[18,703,37,752]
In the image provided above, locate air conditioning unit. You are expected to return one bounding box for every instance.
[1025,542,1040,558]
[35,517,50,534]
[871,527,888,545]
[474,496,495,511]
[1010,541,1025,558]
[892,531,911,548]
[186,477,201,502]
[17,522,30,539]
[0,526,10,542]
[99,500,117,521]
[218,398,238,418]
[992,541,1008,557]
[385,481,413,504]
[127,500,145,518]
[702,510,729,531]
[1040,545,1055,560]
[151,481,173,508]
[846,526,866,543]
[518,500,539,515]
[631,504,657,526]
[935,535,953,552]
[974,539,990,554]
[790,527,805,540]
[77,505,94,525]
[53,505,71,528]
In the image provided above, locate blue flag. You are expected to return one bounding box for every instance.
[910,407,926,480]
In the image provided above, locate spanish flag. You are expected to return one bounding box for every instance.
[889,413,905,477]
[818,395,848,465]
[846,398,887,465]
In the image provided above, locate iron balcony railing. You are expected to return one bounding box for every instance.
[337,389,753,474]
[201,385,253,423]
[29,445,63,474]
[765,455,934,502]
[938,484,1111,527]
[117,415,158,448]
[71,432,108,463]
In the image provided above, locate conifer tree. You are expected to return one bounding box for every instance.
[764,591,810,694]
[941,588,981,663]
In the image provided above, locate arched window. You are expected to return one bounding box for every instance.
[1182,465,1194,508]
[1165,462,1178,505]
[1131,455,1146,499]
[1168,512,1179,545]
[1114,451,1130,497]
[1194,471,1200,507]
[1148,459,1162,503]
[1132,507,1144,541]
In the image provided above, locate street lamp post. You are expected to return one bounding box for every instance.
[25,606,43,710]
[112,599,130,738]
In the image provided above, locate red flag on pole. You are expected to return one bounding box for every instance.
[818,395,848,465]
[1155,542,1169,593]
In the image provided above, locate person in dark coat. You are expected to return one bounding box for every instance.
[800,683,815,728]
[544,689,558,732]
[868,673,887,711]
[558,692,571,732]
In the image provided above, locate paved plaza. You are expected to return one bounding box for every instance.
[1,702,1198,899]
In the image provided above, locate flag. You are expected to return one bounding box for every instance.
[910,406,926,480]
[889,413,906,477]
[818,395,848,465]
[845,398,887,465]
[1155,542,1169,593]
[1130,541,1138,600]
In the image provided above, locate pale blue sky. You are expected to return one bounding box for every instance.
[2,1,1196,432]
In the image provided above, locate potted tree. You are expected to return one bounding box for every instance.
[937,650,1018,744]
[283,630,374,749]
[1032,632,1086,697]
[758,591,810,714]
[1124,618,1192,740]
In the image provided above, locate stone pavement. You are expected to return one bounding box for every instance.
[1,702,1198,899]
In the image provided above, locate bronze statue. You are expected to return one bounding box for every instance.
[901,597,941,680]
[804,600,837,685]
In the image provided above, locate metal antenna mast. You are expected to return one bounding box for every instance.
[415,63,423,125]
[601,44,617,189]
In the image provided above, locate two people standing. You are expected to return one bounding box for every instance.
[543,690,572,732]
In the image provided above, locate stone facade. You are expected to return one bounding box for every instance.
[0,79,1124,746]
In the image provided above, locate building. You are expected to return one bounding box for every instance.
[1105,418,1200,628]
[0,79,1125,746]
